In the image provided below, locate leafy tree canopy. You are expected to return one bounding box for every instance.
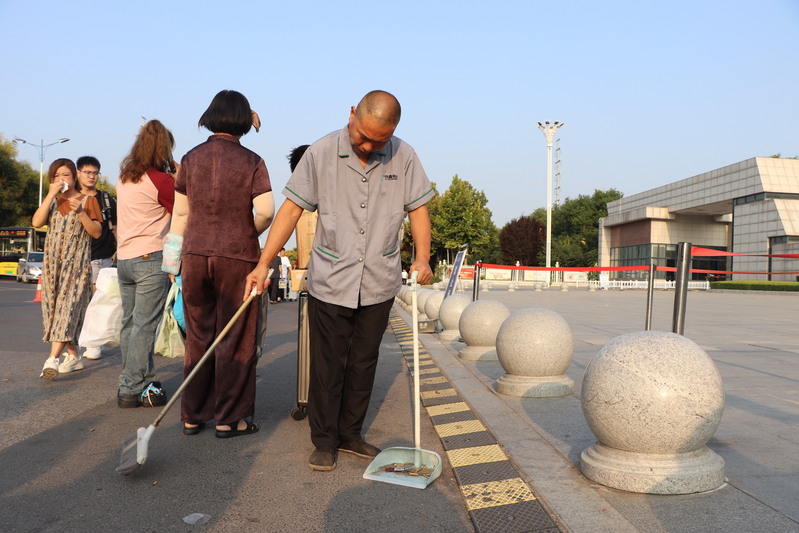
[0,136,40,227]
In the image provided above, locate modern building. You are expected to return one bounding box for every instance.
[598,157,799,281]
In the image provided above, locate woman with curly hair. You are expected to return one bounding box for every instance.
[115,120,177,408]
[32,158,102,380]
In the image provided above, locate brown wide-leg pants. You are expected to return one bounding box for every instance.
[180,254,259,427]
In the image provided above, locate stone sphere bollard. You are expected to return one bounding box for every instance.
[438,294,471,341]
[580,331,725,494]
[416,289,433,320]
[458,300,510,361]
[481,281,491,291]
[507,282,516,292]
[424,291,445,322]
[560,283,569,292]
[534,283,543,292]
[400,286,413,311]
[494,308,574,397]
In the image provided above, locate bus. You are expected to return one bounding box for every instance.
[0,227,46,277]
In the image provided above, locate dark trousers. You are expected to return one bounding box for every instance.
[268,276,280,302]
[180,254,259,426]
[307,294,394,448]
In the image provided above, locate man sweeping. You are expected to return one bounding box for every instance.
[245,90,434,471]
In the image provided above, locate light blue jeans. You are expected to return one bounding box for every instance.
[117,251,169,395]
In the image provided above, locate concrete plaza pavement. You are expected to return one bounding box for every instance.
[403,284,799,533]
[2,277,798,532]
[0,279,473,533]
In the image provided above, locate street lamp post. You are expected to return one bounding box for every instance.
[12,137,70,205]
[537,121,563,285]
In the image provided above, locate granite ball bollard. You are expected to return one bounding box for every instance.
[416,289,433,320]
[494,308,575,397]
[458,300,510,361]
[397,286,410,311]
[438,294,471,341]
[481,281,491,291]
[580,331,726,494]
[507,282,516,291]
[424,291,445,322]
[534,283,543,292]
[560,283,569,292]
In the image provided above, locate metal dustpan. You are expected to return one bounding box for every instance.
[363,272,442,489]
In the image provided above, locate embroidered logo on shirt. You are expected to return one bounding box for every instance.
[382,174,398,181]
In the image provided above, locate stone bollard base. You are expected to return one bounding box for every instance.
[494,373,574,397]
[417,318,438,333]
[580,443,725,495]
[458,346,498,361]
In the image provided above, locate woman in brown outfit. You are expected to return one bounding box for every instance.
[163,90,274,437]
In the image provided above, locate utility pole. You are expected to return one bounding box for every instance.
[537,121,564,284]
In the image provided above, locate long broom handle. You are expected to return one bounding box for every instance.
[410,271,421,450]
[151,279,266,428]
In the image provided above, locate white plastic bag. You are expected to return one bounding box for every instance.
[79,267,123,348]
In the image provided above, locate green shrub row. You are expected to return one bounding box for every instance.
[709,280,799,292]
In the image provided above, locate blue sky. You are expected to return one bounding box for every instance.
[2,0,797,234]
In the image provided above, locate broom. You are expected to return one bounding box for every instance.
[117,278,267,475]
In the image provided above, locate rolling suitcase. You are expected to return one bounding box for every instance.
[290,290,311,420]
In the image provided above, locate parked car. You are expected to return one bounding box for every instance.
[16,251,44,283]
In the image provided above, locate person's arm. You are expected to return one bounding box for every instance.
[408,204,433,284]
[32,182,63,228]
[70,196,102,238]
[244,199,304,300]
[169,192,189,237]
[253,191,275,234]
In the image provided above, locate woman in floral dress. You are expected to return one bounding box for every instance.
[32,158,102,380]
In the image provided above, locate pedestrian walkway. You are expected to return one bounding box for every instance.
[393,286,799,533]
[390,312,562,532]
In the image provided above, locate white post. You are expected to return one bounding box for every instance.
[537,121,564,285]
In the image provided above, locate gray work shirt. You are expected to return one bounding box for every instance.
[284,126,434,309]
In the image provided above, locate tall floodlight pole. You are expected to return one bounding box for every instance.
[537,121,564,284]
[12,137,71,205]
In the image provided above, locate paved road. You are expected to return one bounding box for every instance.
[0,279,473,533]
[4,276,799,533]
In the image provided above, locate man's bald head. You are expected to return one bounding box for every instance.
[354,90,401,127]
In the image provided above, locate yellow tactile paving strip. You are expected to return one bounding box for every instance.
[435,419,488,438]
[426,402,471,416]
[447,444,508,467]
[420,376,449,385]
[461,478,539,510]
[420,388,457,399]
[388,309,561,533]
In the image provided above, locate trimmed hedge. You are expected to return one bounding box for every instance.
[709,281,799,292]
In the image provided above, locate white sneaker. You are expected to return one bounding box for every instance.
[83,346,103,360]
[40,357,60,380]
[59,354,84,374]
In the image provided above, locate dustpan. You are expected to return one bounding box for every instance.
[363,271,442,489]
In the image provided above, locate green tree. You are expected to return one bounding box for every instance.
[430,175,499,264]
[533,188,623,267]
[0,137,40,227]
[96,175,117,197]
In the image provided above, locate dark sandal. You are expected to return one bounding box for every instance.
[215,420,259,439]
[183,423,205,436]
